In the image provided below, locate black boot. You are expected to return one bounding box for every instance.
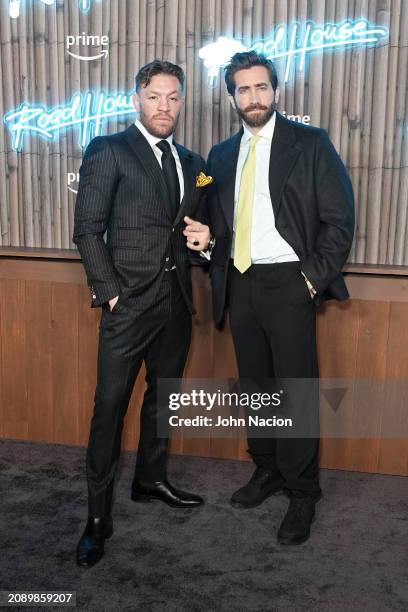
[76,516,113,568]
[277,490,322,545]
[230,467,284,508]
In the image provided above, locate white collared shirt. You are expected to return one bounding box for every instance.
[232,112,298,264]
[134,118,184,202]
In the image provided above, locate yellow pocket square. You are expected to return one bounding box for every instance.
[196,171,213,187]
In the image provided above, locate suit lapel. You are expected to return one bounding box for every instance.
[124,124,172,221]
[217,129,243,233]
[269,112,301,217]
[173,143,196,226]
[217,115,301,231]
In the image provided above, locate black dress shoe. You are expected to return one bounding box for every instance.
[277,490,322,545]
[131,479,204,508]
[230,467,284,508]
[76,516,113,568]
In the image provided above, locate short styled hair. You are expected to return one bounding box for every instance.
[135,60,185,92]
[224,51,278,96]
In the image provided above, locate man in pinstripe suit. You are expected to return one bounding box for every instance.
[73,60,211,568]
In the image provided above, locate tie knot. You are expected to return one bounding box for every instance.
[249,135,260,150]
[156,139,172,154]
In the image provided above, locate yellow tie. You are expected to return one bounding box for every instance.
[233,135,260,273]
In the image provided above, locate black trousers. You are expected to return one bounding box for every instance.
[228,261,321,494]
[86,271,191,517]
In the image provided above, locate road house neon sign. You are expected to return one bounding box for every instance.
[8,0,100,19]
[3,18,389,152]
[199,19,389,83]
[4,91,135,151]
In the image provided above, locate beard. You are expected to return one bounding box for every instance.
[236,101,276,128]
[139,110,178,139]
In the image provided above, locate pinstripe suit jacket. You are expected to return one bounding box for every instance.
[73,124,206,314]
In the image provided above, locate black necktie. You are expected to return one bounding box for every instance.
[156,140,180,221]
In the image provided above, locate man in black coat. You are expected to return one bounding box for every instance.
[73,60,211,567]
[206,51,354,544]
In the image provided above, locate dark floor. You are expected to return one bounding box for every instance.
[0,439,407,611]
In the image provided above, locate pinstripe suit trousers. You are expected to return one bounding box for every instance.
[86,271,191,517]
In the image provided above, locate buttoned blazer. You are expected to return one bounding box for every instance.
[73,124,206,313]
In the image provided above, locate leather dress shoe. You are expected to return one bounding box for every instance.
[76,516,113,568]
[277,490,322,545]
[131,479,204,508]
[230,467,284,508]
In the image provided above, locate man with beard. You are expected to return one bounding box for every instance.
[73,60,211,567]
[206,51,354,544]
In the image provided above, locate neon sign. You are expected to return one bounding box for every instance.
[4,91,135,151]
[8,0,101,19]
[3,17,390,151]
[199,20,389,84]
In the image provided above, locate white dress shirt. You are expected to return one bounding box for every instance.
[134,118,184,202]
[232,112,298,264]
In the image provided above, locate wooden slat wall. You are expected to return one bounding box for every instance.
[0,257,407,476]
[0,0,407,264]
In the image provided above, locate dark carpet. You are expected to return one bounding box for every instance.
[0,439,407,611]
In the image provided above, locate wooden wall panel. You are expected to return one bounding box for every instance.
[25,280,53,442]
[0,257,407,476]
[378,302,408,475]
[344,300,389,473]
[317,300,360,471]
[1,279,28,439]
[51,283,79,444]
